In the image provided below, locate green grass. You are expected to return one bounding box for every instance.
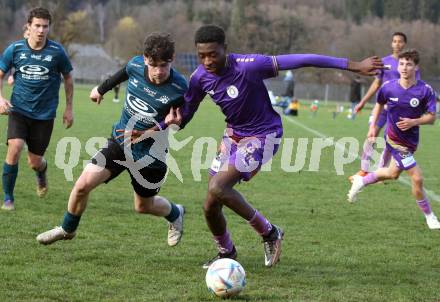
[1,85,440,301]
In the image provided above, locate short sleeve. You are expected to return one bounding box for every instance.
[376,86,387,105]
[424,85,436,113]
[239,54,277,81]
[58,46,73,75]
[0,44,15,73]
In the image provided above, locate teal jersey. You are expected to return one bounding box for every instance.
[0,39,73,120]
[112,56,187,165]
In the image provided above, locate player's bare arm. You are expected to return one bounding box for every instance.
[0,70,13,115]
[63,72,74,128]
[396,112,436,131]
[355,77,382,113]
[367,103,384,142]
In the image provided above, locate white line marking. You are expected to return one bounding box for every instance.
[283,115,440,202]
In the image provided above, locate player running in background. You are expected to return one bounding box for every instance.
[36,33,187,246]
[148,24,384,268]
[350,32,420,182]
[347,49,440,230]
[0,7,74,210]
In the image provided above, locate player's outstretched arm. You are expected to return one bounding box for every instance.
[92,66,129,104]
[355,78,381,113]
[275,54,383,76]
[63,72,74,128]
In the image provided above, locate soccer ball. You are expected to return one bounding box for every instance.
[205,258,246,298]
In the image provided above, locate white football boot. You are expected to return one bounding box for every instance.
[347,175,365,203]
[167,204,185,246]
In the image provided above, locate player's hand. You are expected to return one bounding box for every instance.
[165,106,182,126]
[0,97,12,115]
[348,56,384,76]
[354,102,364,113]
[63,108,74,129]
[115,128,155,145]
[367,126,378,143]
[396,117,416,131]
[90,86,104,104]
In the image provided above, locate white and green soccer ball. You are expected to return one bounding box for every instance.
[205,258,246,298]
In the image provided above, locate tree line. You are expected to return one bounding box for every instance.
[0,0,439,79]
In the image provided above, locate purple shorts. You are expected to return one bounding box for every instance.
[369,109,387,129]
[385,141,417,171]
[209,131,281,181]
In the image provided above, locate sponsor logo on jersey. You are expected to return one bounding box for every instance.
[226,85,239,99]
[410,98,419,107]
[144,86,157,97]
[126,92,158,118]
[19,65,50,80]
[156,95,170,104]
[31,54,42,60]
[236,58,254,63]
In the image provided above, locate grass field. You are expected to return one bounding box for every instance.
[1,84,440,301]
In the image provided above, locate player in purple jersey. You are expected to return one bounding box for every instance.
[348,49,440,230]
[147,24,383,268]
[349,32,421,182]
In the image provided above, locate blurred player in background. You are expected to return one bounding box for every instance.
[350,32,420,182]
[348,49,440,230]
[0,7,73,211]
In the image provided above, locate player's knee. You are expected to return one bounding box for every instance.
[134,197,155,213]
[73,179,92,197]
[389,171,400,180]
[412,175,423,187]
[208,181,226,200]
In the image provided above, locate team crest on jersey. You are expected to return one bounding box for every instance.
[410,98,419,107]
[126,93,158,117]
[226,85,239,99]
[156,95,170,104]
[43,55,53,62]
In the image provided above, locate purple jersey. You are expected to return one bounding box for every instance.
[181,53,348,137]
[183,54,281,137]
[377,55,421,83]
[377,79,436,151]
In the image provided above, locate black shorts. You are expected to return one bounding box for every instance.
[7,111,54,156]
[91,138,167,198]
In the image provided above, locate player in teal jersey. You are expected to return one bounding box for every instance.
[36,33,187,247]
[0,7,74,210]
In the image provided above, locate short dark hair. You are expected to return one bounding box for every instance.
[393,32,407,43]
[398,48,419,65]
[27,7,52,25]
[194,25,225,45]
[143,33,175,62]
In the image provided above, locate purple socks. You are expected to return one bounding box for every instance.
[417,198,432,215]
[213,231,234,254]
[248,210,272,236]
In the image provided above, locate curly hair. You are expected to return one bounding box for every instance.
[143,33,175,62]
[27,7,52,25]
[393,32,407,43]
[194,24,225,45]
[398,49,419,65]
